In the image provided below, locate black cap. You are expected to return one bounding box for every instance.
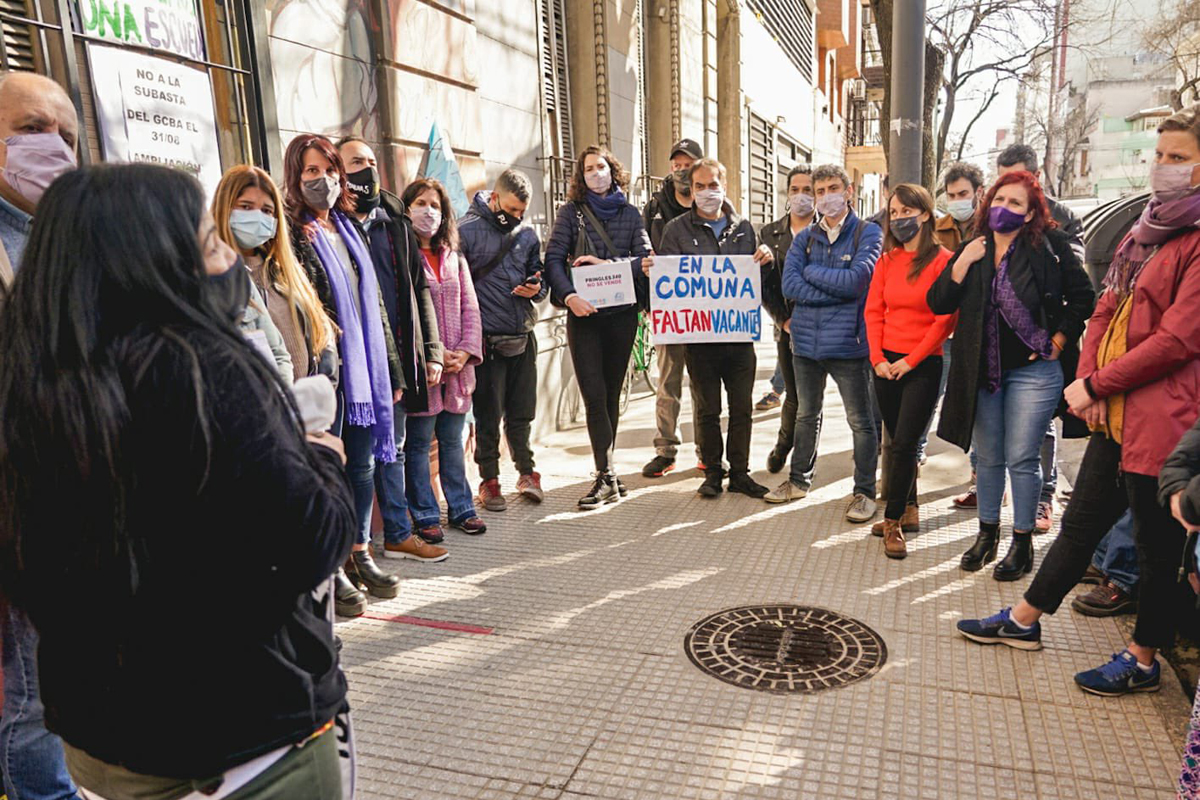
[669,138,704,160]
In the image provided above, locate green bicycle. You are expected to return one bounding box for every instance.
[619,310,658,415]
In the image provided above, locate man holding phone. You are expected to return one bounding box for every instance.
[459,169,548,511]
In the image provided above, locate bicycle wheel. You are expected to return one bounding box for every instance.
[640,343,659,394]
[619,357,634,416]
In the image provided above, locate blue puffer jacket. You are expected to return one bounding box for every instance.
[545,197,651,309]
[782,210,883,360]
[458,191,547,336]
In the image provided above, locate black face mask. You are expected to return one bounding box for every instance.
[346,166,381,214]
[890,215,922,244]
[490,198,521,233]
[207,255,250,324]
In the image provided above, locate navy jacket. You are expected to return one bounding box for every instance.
[545,197,651,310]
[782,210,883,361]
[457,191,547,336]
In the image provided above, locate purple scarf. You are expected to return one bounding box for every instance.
[307,211,395,462]
[1105,188,1200,295]
[984,241,1053,393]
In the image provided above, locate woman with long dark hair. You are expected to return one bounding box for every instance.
[928,170,1094,580]
[283,134,402,615]
[0,164,354,797]
[545,145,651,509]
[864,183,956,559]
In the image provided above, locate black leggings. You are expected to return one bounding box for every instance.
[567,307,639,473]
[873,352,942,520]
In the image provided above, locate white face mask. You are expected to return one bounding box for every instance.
[694,188,725,216]
[1149,161,1200,199]
[584,166,612,194]
[411,205,442,239]
[816,191,847,219]
[946,198,976,222]
[789,193,815,217]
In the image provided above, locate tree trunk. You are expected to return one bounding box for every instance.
[922,41,944,191]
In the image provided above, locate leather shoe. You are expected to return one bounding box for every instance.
[993,532,1034,582]
[345,550,400,598]
[882,519,907,559]
[334,568,367,617]
[961,524,999,572]
[873,504,919,536]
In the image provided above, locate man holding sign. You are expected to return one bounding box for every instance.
[653,157,774,499]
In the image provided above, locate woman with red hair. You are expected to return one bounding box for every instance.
[927,170,1094,580]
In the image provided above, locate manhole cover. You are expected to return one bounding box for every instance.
[684,605,887,694]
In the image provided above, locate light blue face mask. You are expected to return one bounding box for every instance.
[946,198,976,222]
[229,209,278,250]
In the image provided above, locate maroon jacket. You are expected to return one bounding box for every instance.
[1078,228,1200,476]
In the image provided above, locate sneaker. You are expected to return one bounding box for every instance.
[415,525,444,545]
[452,516,487,535]
[1071,581,1137,617]
[696,460,707,472]
[697,472,724,498]
[615,476,629,497]
[642,455,676,478]
[517,472,544,503]
[845,493,877,523]
[956,607,1043,651]
[953,485,978,509]
[764,479,808,504]
[728,473,769,498]
[579,474,619,509]
[917,447,928,467]
[1035,499,1054,533]
[478,479,507,512]
[1078,565,1106,586]
[383,537,449,562]
[1074,650,1160,696]
[755,391,781,410]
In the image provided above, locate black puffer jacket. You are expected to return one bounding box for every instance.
[642,185,691,252]
[759,213,809,338]
[545,196,651,312]
[458,191,547,336]
[1160,416,1200,528]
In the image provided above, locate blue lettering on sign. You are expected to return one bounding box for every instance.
[655,261,758,300]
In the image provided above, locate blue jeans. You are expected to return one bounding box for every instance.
[1040,421,1057,502]
[374,402,412,545]
[790,355,879,496]
[973,358,1063,532]
[406,412,475,528]
[918,340,952,456]
[342,423,376,546]
[769,362,785,395]
[1091,509,1138,593]
[1,607,80,800]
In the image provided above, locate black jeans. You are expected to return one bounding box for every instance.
[873,351,942,520]
[1025,434,1190,650]
[775,331,820,473]
[473,333,538,481]
[685,343,756,476]
[567,307,639,473]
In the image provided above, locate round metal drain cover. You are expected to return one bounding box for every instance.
[684,605,887,694]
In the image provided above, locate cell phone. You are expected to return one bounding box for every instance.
[523,275,542,286]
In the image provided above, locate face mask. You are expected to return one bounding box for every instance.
[988,205,1027,233]
[889,215,921,244]
[789,193,814,217]
[411,205,442,239]
[694,188,725,216]
[584,166,612,194]
[229,209,278,250]
[1149,161,1200,199]
[490,197,521,232]
[1,133,77,206]
[207,255,250,324]
[947,198,976,222]
[672,168,692,197]
[345,166,380,213]
[816,191,847,219]
[301,174,342,211]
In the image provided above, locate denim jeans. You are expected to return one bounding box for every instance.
[1092,509,1138,594]
[1,606,80,800]
[769,361,785,395]
[341,423,376,546]
[973,358,1063,532]
[374,402,411,545]
[1040,421,1058,502]
[918,340,952,456]
[790,355,878,497]
[406,412,475,527]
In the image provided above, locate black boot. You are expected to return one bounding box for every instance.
[993,531,1034,581]
[960,522,1000,572]
[767,446,788,474]
[346,550,401,598]
[334,568,367,618]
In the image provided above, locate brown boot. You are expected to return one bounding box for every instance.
[900,503,919,533]
[882,519,907,559]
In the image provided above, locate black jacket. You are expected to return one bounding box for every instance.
[1047,196,1085,263]
[1160,415,1200,528]
[758,213,809,339]
[545,197,651,312]
[927,227,1096,450]
[33,329,356,778]
[642,185,691,252]
[458,190,547,335]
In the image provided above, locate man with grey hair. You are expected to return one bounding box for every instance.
[769,162,883,524]
[0,69,83,800]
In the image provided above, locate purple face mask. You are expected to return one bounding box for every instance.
[988,205,1027,233]
[2,133,77,206]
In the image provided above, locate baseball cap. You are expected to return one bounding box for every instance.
[669,138,704,160]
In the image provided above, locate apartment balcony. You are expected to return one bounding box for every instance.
[845,97,886,175]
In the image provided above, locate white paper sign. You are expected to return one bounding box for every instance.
[573,260,635,309]
[76,0,206,60]
[86,43,223,202]
[650,254,763,344]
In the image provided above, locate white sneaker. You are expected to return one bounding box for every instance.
[846,493,878,523]
[764,480,808,504]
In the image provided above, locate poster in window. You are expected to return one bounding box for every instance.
[75,0,206,61]
[86,43,223,201]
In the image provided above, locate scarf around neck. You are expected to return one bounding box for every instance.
[307,210,395,462]
[584,187,628,221]
[1105,187,1200,295]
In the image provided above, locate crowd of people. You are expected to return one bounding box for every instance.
[0,67,1199,798]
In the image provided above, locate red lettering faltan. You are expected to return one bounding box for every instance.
[652,308,712,335]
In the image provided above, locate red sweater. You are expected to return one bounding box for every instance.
[865,246,957,367]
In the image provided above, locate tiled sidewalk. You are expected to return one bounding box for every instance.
[339,342,1188,799]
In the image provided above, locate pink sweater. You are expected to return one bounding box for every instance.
[408,246,483,416]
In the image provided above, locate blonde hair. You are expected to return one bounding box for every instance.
[212,165,334,355]
[1158,104,1200,145]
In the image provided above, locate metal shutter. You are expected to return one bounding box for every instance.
[541,0,573,159]
[748,112,774,226]
[745,0,814,84]
[0,0,41,72]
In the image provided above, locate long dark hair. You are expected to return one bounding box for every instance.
[401,178,460,253]
[283,133,356,229]
[976,170,1056,249]
[0,164,298,616]
[883,183,942,280]
[566,145,629,204]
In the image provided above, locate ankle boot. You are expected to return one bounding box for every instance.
[334,568,367,617]
[900,503,919,533]
[882,519,907,559]
[346,550,401,598]
[993,531,1034,582]
[961,522,1000,572]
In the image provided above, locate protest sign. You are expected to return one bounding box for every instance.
[572,260,635,309]
[76,0,206,60]
[650,254,762,344]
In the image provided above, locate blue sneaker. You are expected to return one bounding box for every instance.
[1074,650,1160,697]
[956,607,1043,651]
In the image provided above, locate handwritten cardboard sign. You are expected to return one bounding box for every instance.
[650,254,762,344]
